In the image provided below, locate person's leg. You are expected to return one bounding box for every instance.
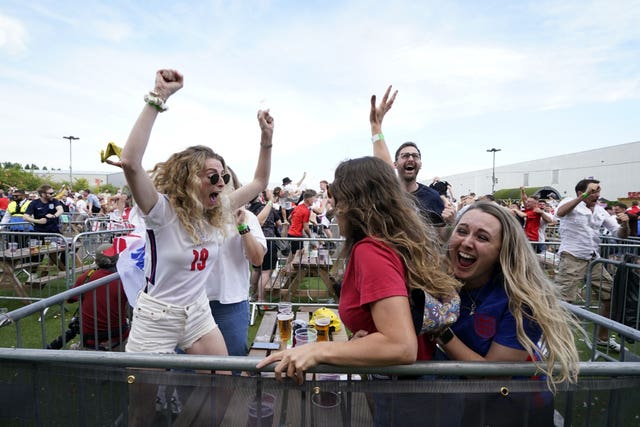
[590,263,616,342]
[250,268,261,301]
[208,300,249,357]
[555,252,588,304]
[125,293,183,424]
[286,237,303,265]
[187,328,228,355]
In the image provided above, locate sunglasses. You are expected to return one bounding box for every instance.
[210,173,231,185]
[46,192,55,196]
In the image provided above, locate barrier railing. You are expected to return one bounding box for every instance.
[1,270,640,425]
[0,228,132,307]
[1,350,639,425]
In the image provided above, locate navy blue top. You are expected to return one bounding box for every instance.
[411,183,445,217]
[451,272,542,356]
[24,198,62,233]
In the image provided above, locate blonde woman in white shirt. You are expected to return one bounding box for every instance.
[121,68,273,356]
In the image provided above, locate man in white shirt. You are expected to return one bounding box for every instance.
[281,173,306,219]
[555,179,629,351]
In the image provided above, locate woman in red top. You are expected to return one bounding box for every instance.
[257,156,459,383]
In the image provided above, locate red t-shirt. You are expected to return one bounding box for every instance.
[68,269,128,334]
[288,203,310,237]
[523,208,541,242]
[338,237,435,361]
[0,197,8,211]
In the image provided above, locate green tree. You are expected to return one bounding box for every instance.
[99,183,119,194]
[0,166,45,190]
[73,178,90,193]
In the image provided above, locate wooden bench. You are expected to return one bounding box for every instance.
[26,263,96,287]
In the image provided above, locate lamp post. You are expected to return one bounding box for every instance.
[486,148,501,194]
[62,136,79,188]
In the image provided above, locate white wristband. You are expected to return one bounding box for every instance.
[371,133,384,143]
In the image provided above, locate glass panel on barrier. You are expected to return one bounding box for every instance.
[2,359,640,426]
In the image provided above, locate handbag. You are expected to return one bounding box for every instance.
[410,288,461,335]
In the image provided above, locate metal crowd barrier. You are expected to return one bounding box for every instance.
[1,350,639,425]
[0,228,132,308]
[1,271,640,425]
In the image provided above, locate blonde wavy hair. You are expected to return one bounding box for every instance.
[458,202,580,390]
[150,145,228,245]
[331,156,460,300]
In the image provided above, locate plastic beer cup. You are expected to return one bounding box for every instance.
[314,315,331,342]
[277,312,294,343]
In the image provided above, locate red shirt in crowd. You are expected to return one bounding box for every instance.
[339,237,435,361]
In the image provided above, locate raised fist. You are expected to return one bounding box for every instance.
[154,69,184,100]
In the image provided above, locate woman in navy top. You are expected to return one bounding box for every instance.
[439,201,579,387]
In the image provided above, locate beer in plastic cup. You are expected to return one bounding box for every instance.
[277,312,294,343]
[314,315,331,342]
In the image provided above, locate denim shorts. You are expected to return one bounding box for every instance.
[125,290,217,353]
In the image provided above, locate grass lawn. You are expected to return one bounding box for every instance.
[0,276,80,349]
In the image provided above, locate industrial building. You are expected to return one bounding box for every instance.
[441,141,640,201]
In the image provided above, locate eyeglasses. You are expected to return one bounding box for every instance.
[399,152,421,160]
[210,173,231,185]
[46,192,55,196]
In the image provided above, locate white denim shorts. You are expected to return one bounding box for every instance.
[125,290,217,353]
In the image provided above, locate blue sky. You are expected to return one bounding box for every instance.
[1,0,638,191]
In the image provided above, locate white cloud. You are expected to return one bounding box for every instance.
[0,13,28,55]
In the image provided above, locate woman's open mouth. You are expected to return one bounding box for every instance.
[457,251,476,268]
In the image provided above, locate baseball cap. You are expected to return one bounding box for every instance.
[102,237,127,256]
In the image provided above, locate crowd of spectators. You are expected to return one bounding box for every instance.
[0,185,133,229]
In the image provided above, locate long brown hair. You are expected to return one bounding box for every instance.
[331,156,459,299]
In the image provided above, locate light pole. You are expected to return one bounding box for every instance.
[62,136,79,188]
[486,148,501,194]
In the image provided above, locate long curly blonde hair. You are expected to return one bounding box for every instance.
[331,156,460,299]
[150,145,228,245]
[457,202,580,390]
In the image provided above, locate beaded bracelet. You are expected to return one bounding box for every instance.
[144,92,168,112]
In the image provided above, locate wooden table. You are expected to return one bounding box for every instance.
[0,247,35,299]
[0,243,91,295]
[269,251,339,301]
[0,245,68,295]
